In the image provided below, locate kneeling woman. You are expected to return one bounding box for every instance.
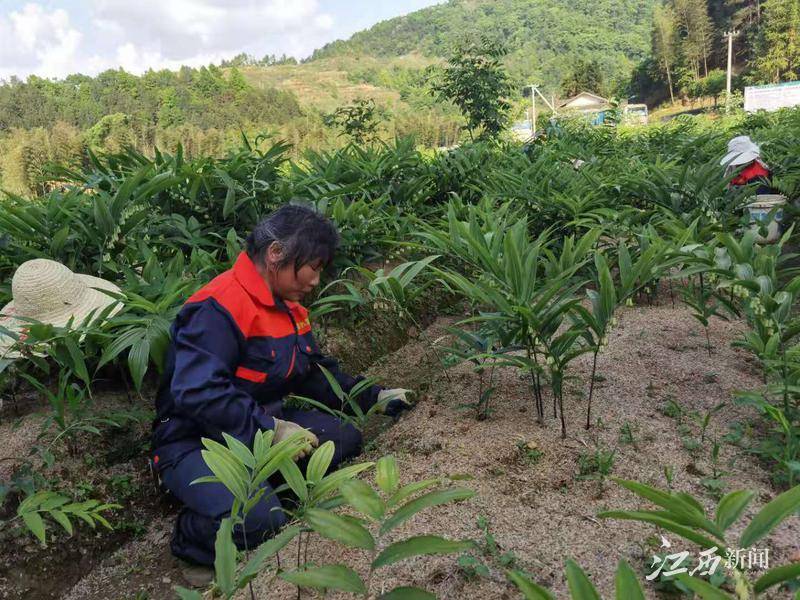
[152,205,410,573]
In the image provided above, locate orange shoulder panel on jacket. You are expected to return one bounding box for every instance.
[185,270,259,336]
[287,302,312,334]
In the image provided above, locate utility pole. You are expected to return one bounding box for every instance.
[528,84,557,138]
[725,29,739,113]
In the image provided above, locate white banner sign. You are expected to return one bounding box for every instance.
[744,81,800,112]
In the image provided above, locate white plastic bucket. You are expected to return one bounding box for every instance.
[747,194,786,243]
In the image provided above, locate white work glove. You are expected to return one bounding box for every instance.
[273,418,319,460]
[377,388,414,417]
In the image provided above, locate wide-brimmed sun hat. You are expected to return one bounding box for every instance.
[720,135,762,167]
[0,259,121,360]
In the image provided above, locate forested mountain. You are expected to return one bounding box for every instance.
[2,0,798,196]
[0,66,301,135]
[312,0,659,93]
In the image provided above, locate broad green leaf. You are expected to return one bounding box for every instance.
[565,559,601,600]
[239,526,301,584]
[506,570,554,600]
[372,535,474,569]
[253,433,311,487]
[213,518,236,596]
[610,478,725,540]
[380,487,475,535]
[174,587,204,600]
[304,508,375,549]
[21,511,46,545]
[317,365,345,401]
[615,560,645,600]
[49,510,74,536]
[128,335,150,391]
[715,490,755,531]
[675,574,733,599]
[754,562,800,593]
[598,511,724,553]
[380,586,437,600]
[280,564,366,594]
[200,450,249,503]
[63,336,91,386]
[376,455,399,494]
[279,459,308,502]
[40,494,70,510]
[311,462,374,503]
[340,479,385,520]
[221,432,255,470]
[740,484,800,547]
[306,440,335,486]
[242,487,269,518]
[386,479,438,508]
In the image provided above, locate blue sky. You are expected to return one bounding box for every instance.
[0,1,443,80]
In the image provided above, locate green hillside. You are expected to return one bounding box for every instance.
[311,0,658,93]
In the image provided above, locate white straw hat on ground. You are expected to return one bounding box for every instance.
[720,135,762,167]
[0,259,121,360]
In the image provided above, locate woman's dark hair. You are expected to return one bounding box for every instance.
[246,204,339,271]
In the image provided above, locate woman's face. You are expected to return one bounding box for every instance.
[272,262,322,302]
[263,242,323,302]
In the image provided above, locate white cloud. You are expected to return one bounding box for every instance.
[0,3,84,79]
[0,0,339,80]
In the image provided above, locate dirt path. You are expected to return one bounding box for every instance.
[248,303,800,599]
[18,303,800,599]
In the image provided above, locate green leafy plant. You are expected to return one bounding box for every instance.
[507,558,646,599]
[323,98,384,145]
[619,421,638,448]
[176,428,314,599]
[456,515,519,582]
[430,35,513,140]
[181,447,475,599]
[2,489,119,547]
[282,454,475,598]
[443,325,500,420]
[700,439,730,499]
[577,448,616,482]
[599,478,800,598]
[290,365,387,432]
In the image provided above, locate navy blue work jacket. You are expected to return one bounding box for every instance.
[152,252,381,468]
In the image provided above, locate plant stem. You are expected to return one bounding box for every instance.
[586,348,600,430]
[477,367,484,420]
[554,373,566,438]
[365,546,377,599]
[526,344,543,424]
[296,530,302,600]
[239,515,256,600]
[485,359,497,420]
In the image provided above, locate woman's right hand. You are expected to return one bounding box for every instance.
[273,418,319,460]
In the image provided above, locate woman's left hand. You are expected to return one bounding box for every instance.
[377,388,414,417]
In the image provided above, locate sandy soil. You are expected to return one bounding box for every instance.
[5,299,800,599]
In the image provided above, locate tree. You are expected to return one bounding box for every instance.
[674,0,715,78]
[84,113,136,153]
[561,59,605,97]
[323,98,383,144]
[755,0,800,82]
[157,88,183,128]
[653,3,679,103]
[431,35,513,140]
[703,68,727,104]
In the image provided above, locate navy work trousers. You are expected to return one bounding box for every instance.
[160,409,362,566]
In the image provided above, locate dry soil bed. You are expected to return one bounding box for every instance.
[4,300,800,599]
